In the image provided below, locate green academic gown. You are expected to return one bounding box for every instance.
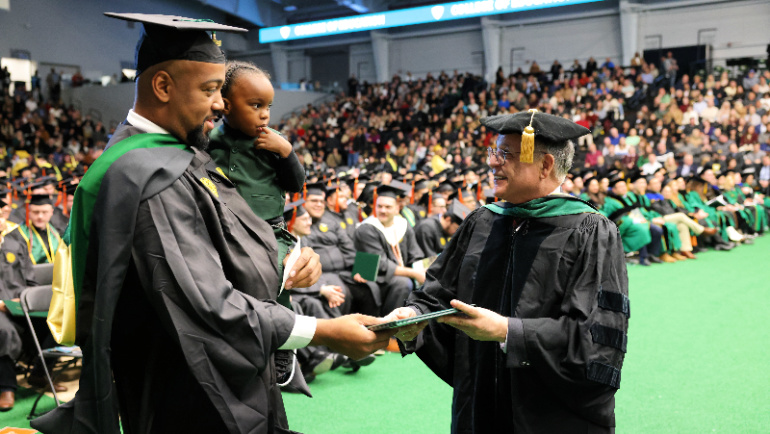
[16,223,61,264]
[599,195,651,252]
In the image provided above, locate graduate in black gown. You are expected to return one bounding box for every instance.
[32,13,392,434]
[352,184,426,316]
[389,110,629,433]
[414,200,470,257]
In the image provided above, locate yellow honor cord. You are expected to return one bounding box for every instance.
[31,224,57,264]
[520,109,537,163]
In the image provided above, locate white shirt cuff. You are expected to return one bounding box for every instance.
[500,331,508,353]
[279,315,317,350]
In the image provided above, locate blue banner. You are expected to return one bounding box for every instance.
[260,0,603,43]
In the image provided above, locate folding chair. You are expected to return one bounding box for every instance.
[32,263,55,286]
[20,285,82,419]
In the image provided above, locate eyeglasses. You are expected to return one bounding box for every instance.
[487,148,545,164]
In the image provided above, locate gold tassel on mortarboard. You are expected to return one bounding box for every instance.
[520,109,537,164]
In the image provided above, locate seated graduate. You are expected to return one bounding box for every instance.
[627,173,689,262]
[414,200,471,257]
[15,193,62,265]
[600,172,663,265]
[321,177,357,240]
[282,200,374,382]
[301,182,366,313]
[9,177,69,235]
[1,199,62,412]
[352,184,426,317]
[405,178,431,225]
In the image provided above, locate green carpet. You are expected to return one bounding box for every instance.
[0,387,57,430]
[6,237,769,433]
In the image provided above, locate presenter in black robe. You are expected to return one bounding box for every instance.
[389,110,629,433]
[32,13,392,434]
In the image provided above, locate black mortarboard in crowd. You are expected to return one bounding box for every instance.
[28,194,54,206]
[283,199,307,232]
[606,171,627,186]
[445,201,472,224]
[283,199,307,221]
[387,180,411,197]
[483,188,498,203]
[377,183,408,199]
[413,179,430,191]
[305,182,327,197]
[435,181,456,194]
[26,175,58,191]
[357,181,380,203]
[104,12,247,76]
[481,109,590,163]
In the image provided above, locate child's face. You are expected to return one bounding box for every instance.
[223,72,274,136]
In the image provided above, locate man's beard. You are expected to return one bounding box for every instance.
[186,124,210,151]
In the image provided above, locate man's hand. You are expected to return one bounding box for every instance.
[437,300,508,343]
[652,217,665,226]
[383,307,429,342]
[284,247,322,289]
[320,285,345,308]
[312,314,394,360]
[0,300,7,314]
[255,128,293,158]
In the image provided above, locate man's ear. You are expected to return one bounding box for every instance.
[541,153,556,179]
[221,97,232,115]
[151,70,173,103]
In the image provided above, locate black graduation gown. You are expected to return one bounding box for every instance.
[321,209,357,247]
[303,212,356,273]
[32,125,297,434]
[0,229,37,361]
[414,216,449,257]
[353,221,424,285]
[402,207,629,433]
[299,212,357,315]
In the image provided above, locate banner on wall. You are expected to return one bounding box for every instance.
[260,0,603,43]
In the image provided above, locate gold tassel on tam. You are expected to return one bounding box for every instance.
[520,109,538,163]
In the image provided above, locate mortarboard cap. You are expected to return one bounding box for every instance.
[607,171,627,186]
[445,201,472,223]
[283,199,307,221]
[104,12,247,77]
[481,109,589,163]
[30,176,59,190]
[413,179,430,191]
[387,180,411,197]
[28,194,54,207]
[377,183,408,199]
[483,188,498,202]
[435,180,456,193]
[357,181,380,203]
[305,182,327,197]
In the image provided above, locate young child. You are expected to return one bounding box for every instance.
[208,61,305,296]
[208,61,306,388]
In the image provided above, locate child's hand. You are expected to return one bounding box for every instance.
[255,127,292,158]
